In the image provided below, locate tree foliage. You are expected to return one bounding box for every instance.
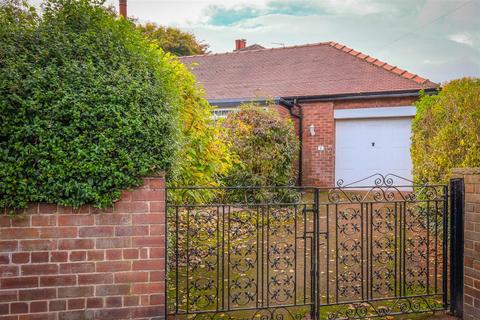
[0,0,186,210]
[222,104,299,187]
[137,23,208,56]
[411,78,480,184]
[168,61,234,200]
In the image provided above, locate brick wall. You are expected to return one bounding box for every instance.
[301,101,334,186]
[333,96,417,110]
[452,168,480,320]
[0,177,166,320]
[300,96,418,187]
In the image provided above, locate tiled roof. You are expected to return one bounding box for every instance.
[179,41,438,100]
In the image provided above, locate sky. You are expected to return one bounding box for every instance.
[41,0,480,83]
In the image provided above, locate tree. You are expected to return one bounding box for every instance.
[0,0,190,210]
[222,104,299,187]
[137,23,208,56]
[411,78,480,184]
[167,58,234,202]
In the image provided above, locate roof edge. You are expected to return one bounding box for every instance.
[208,89,439,107]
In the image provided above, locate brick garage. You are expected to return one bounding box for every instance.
[452,168,480,320]
[0,177,166,320]
[300,96,417,186]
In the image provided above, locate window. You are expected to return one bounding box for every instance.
[212,108,236,119]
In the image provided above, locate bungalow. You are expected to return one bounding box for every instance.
[179,40,439,187]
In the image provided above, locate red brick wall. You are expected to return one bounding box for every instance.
[0,177,166,320]
[452,168,480,320]
[301,101,334,186]
[333,96,417,110]
[300,97,418,187]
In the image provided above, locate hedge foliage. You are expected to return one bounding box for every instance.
[222,104,299,187]
[411,78,480,184]
[0,0,186,210]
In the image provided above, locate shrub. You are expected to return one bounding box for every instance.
[0,0,184,210]
[167,60,234,202]
[222,104,299,187]
[411,78,480,184]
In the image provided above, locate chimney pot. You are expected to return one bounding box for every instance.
[235,39,246,51]
[119,0,127,18]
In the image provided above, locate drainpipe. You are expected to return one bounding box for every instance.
[294,99,304,187]
[278,98,303,186]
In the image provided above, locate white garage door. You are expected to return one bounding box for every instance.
[335,117,413,186]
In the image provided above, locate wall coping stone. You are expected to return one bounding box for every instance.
[451,167,480,176]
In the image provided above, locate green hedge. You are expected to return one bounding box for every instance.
[0,0,182,210]
[412,78,480,184]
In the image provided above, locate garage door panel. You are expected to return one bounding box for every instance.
[336,149,357,169]
[335,117,413,186]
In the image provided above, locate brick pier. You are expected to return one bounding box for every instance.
[452,168,480,320]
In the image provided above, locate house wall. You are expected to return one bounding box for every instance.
[300,96,417,187]
[0,177,166,320]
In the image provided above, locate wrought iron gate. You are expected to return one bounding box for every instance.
[166,174,450,319]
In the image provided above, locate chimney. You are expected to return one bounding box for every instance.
[235,39,246,51]
[119,0,127,18]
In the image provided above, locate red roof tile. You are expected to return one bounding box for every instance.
[349,50,360,56]
[402,71,416,79]
[179,41,438,100]
[383,64,395,71]
[357,53,368,59]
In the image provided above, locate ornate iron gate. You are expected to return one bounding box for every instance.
[315,174,448,319]
[166,174,449,319]
[166,186,318,319]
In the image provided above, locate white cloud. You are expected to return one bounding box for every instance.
[104,0,272,25]
[449,33,475,47]
[321,0,386,15]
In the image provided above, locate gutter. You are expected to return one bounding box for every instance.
[208,97,273,108]
[281,88,438,103]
